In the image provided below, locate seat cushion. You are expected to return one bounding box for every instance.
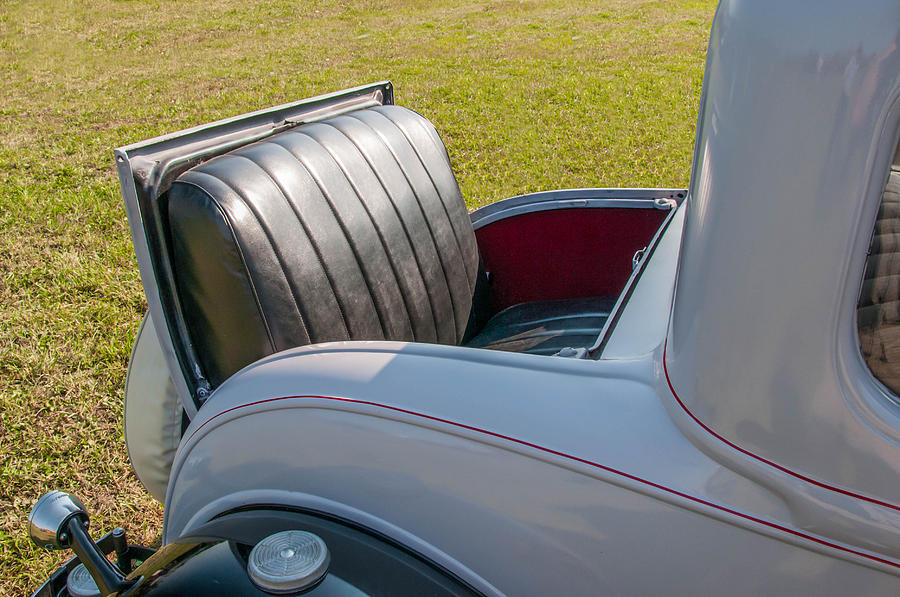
[167,105,483,386]
[465,296,617,355]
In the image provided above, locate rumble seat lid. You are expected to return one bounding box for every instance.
[114,82,394,416]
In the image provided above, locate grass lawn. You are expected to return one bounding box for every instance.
[0,0,715,591]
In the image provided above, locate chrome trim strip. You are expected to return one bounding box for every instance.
[115,150,197,417]
[118,82,393,155]
[469,188,686,230]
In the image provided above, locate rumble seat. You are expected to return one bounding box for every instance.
[166,105,609,385]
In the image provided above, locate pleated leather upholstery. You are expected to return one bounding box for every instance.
[465,297,616,355]
[168,106,482,386]
[859,167,900,395]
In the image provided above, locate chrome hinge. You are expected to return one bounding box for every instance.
[653,197,678,210]
[194,364,211,403]
[554,347,589,359]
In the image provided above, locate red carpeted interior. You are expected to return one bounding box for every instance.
[475,207,667,313]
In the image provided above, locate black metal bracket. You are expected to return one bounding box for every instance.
[30,528,155,597]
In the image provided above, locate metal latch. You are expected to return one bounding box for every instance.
[632,247,647,271]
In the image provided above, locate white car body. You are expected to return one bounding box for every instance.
[56,0,900,594]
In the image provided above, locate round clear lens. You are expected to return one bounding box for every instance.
[247,530,330,594]
[66,563,100,597]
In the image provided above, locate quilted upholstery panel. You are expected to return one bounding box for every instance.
[858,167,900,395]
[167,106,480,386]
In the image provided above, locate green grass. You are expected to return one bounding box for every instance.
[0,0,715,591]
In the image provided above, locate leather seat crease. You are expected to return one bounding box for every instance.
[166,105,610,387]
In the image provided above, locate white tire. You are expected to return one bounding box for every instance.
[124,312,183,503]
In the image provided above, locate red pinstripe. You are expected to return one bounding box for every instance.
[186,391,899,569]
[662,341,900,512]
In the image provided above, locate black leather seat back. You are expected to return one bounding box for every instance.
[167,106,481,386]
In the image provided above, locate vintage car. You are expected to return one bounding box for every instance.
[27,0,900,594]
